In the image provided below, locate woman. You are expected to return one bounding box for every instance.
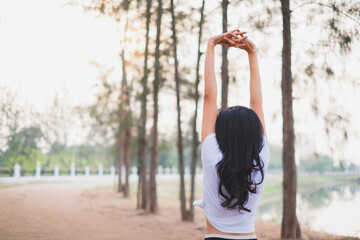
[193,30,270,240]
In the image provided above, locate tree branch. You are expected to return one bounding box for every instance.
[291,1,360,26]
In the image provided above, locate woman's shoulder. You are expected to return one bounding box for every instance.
[201,133,222,167]
[261,135,269,150]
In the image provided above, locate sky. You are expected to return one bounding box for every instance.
[0,0,359,164]
[0,0,120,108]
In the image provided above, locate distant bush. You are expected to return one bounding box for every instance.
[300,154,333,173]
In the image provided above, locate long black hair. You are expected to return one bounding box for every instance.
[215,106,265,213]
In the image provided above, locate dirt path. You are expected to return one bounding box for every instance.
[0,182,350,240]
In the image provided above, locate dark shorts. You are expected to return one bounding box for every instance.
[204,234,257,240]
[205,238,257,240]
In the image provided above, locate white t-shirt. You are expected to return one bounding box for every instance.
[193,133,270,233]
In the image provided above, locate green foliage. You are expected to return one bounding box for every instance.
[1,148,45,169]
[8,127,42,150]
[158,138,177,168]
[268,144,282,170]
[86,0,133,21]
[300,153,334,173]
[46,144,116,169]
[1,126,45,168]
[0,123,116,169]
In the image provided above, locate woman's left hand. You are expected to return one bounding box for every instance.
[208,30,247,47]
[220,30,257,53]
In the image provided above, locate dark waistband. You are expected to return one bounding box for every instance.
[204,233,257,240]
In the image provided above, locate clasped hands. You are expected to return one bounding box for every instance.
[208,29,256,53]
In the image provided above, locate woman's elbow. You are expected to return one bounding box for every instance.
[203,92,217,102]
[250,96,263,105]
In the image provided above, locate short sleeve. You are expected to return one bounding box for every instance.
[201,133,223,168]
[260,135,270,169]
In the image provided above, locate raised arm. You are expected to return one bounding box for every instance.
[248,51,267,137]
[200,38,218,143]
[201,31,248,142]
[223,32,267,137]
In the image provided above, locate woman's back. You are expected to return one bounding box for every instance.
[194,133,270,233]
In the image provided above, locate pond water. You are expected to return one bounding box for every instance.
[256,184,360,237]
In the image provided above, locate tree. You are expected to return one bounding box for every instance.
[115,1,132,197]
[280,0,301,238]
[148,0,162,213]
[138,0,153,210]
[85,0,137,198]
[189,0,206,222]
[170,0,187,220]
[221,0,229,109]
[0,88,21,150]
[1,126,45,169]
[278,0,359,238]
[40,92,77,168]
[118,37,132,197]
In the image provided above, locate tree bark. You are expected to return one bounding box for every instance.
[280,0,301,238]
[148,0,162,214]
[117,132,123,193]
[189,0,205,221]
[123,111,131,198]
[120,50,131,198]
[221,0,229,110]
[170,0,188,221]
[138,0,152,210]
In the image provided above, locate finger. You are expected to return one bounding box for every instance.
[225,30,243,40]
[219,39,233,47]
[234,31,247,37]
[228,30,242,38]
[229,32,241,40]
[220,43,232,47]
[235,44,247,48]
[233,36,248,43]
[223,37,237,45]
[219,38,232,45]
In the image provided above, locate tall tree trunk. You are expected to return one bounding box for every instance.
[221,0,229,110]
[189,0,205,221]
[280,0,301,238]
[117,54,126,194]
[118,12,131,198]
[138,0,152,210]
[120,50,131,198]
[137,120,141,209]
[117,132,123,193]
[148,0,162,214]
[170,0,188,221]
[123,110,131,198]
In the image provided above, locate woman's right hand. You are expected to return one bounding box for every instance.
[221,30,257,53]
[208,30,248,47]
